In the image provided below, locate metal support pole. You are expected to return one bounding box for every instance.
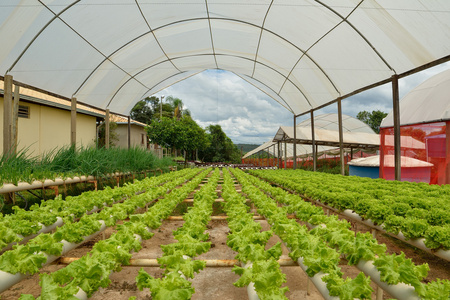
[278,141,281,168]
[70,97,77,147]
[105,109,110,149]
[392,75,401,181]
[3,75,13,156]
[12,85,19,154]
[284,140,287,169]
[293,115,297,170]
[337,98,345,176]
[127,116,131,149]
[159,95,165,119]
[311,110,316,172]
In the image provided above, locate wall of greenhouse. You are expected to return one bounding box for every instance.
[380,121,450,185]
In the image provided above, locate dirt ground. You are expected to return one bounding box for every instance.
[1,175,449,300]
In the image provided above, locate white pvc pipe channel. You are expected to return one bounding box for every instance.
[241,262,260,300]
[1,217,64,253]
[356,260,420,300]
[0,220,106,293]
[296,257,339,300]
[0,176,95,194]
[341,209,450,262]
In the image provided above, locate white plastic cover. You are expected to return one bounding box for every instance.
[1,1,449,116]
[381,69,450,127]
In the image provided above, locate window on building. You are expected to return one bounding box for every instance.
[141,133,146,145]
[18,105,30,118]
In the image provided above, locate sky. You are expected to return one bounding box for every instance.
[154,62,450,145]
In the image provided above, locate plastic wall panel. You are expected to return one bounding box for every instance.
[0,1,53,73]
[76,60,138,109]
[60,0,149,55]
[237,74,293,113]
[109,34,166,73]
[210,19,260,60]
[279,79,312,114]
[215,55,254,77]
[134,61,180,92]
[138,0,207,30]
[257,31,304,76]
[265,0,341,50]
[107,79,149,113]
[208,0,270,26]
[252,63,287,95]
[324,0,360,17]
[10,19,105,96]
[41,0,75,15]
[289,57,340,107]
[171,55,217,72]
[307,22,393,95]
[153,20,212,58]
[128,70,202,113]
[349,0,450,73]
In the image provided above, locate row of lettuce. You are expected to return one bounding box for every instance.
[251,169,450,251]
[234,168,450,299]
[1,167,449,299]
[0,168,203,298]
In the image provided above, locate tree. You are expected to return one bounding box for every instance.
[199,125,241,163]
[146,116,207,163]
[356,110,388,133]
[130,96,159,124]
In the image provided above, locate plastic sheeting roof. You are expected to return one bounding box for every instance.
[298,113,374,133]
[381,68,450,127]
[1,1,450,116]
[273,125,379,148]
[242,113,378,158]
[242,140,340,159]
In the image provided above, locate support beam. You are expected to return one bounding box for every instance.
[293,115,297,170]
[278,141,281,169]
[337,98,345,175]
[311,110,316,172]
[284,140,287,169]
[12,85,20,154]
[3,75,13,156]
[70,97,77,147]
[105,109,110,149]
[127,116,131,149]
[392,75,401,181]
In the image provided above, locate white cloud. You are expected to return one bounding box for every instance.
[154,62,450,145]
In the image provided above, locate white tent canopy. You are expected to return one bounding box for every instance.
[381,68,450,128]
[242,140,339,159]
[1,1,450,116]
[242,113,378,159]
[273,126,379,148]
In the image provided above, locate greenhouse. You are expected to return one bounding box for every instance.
[380,68,450,185]
[1,1,450,299]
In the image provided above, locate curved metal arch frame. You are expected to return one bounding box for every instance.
[233,72,295,114]
[71,16,341,105]
[5,1,401,116]
[104,52,312,112]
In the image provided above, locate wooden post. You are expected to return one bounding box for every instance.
[3,74,13,156]
[12,85,20,154]
[338,98,345,175]
[311,110,316,172]
[71,97,77,147]
[105,109,110,149]
[293,115,297,170]
[392,75,401,180]
[127,115,131,149]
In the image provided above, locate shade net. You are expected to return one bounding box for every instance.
[380,121,450,185]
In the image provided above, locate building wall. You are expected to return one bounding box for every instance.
[1,97,97,156]
[115,124,148,149]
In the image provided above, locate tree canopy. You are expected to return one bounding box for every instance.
[135,95,241,163]
[356,110,388,134]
